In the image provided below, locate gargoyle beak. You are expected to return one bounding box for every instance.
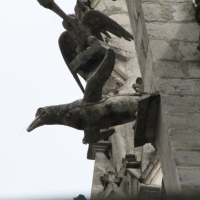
[27,115,42,132]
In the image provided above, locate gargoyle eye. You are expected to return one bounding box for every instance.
[37,108,44,116]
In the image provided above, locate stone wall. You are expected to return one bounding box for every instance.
[126,0,200,195]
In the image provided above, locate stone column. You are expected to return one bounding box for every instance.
[126,0,200,195]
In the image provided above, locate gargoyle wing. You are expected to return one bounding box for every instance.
[83,48,115,103]
[83,127,115,144]
[58,31,85,93]
[83,10,134,41]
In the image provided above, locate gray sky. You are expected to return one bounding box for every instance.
[0,1,94,199]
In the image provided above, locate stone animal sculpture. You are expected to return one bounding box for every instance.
[27,49,140,144]
[37,0,134,92]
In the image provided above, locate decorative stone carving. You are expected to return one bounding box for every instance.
[103,69,127,95]
[140,151,161,184]
[37,0,133,92]
[27,50,149,145]
[118,154,141,178]
[100,171,122,191]
[132,77,144,94]
[122,154,141,169]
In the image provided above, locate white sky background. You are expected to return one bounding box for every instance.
[0,0,94,199]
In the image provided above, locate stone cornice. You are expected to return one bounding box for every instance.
[87,141,111,160]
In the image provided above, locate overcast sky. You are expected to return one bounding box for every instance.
[0,1,94,199]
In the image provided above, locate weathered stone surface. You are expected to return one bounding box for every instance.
[135,13,149,76]
[91,152,115,199]
[157,78,200,95]
[149,40,200,62]
[153,61,200,79]
[174,148,200,167]
[90,0,101,9]
[141,144,155,173]
[174,149,200,167]
[142,2,195,22]
[178,167,200,194]
[142,0,193,2]
[96,0,128,14]
[162,95,200,113]
[126,0,141,36]
[110,125,127,172]
[169,129,200,148]
[127,0,200,195]
[143,47,158,93]
[155,108,181,194]
[139,183,162,197]
[165,112,200,130]
[146,22,199,41]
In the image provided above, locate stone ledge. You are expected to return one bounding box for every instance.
[87,141,111,160]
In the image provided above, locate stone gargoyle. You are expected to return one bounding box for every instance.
[37,0,134,92]
[27,49,141,144]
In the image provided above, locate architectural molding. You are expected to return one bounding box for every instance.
[87,141,111,160]
[103,70,127,95]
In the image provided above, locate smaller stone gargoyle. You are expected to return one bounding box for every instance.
[37,0,134,92]
[132,77,144,94]
[27,49,142,144]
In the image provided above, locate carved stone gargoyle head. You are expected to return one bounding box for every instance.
[27,101,83,132]
[27,106,61,132]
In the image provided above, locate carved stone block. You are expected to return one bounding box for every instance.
[134,92,160,147]
[87,141,111,160]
